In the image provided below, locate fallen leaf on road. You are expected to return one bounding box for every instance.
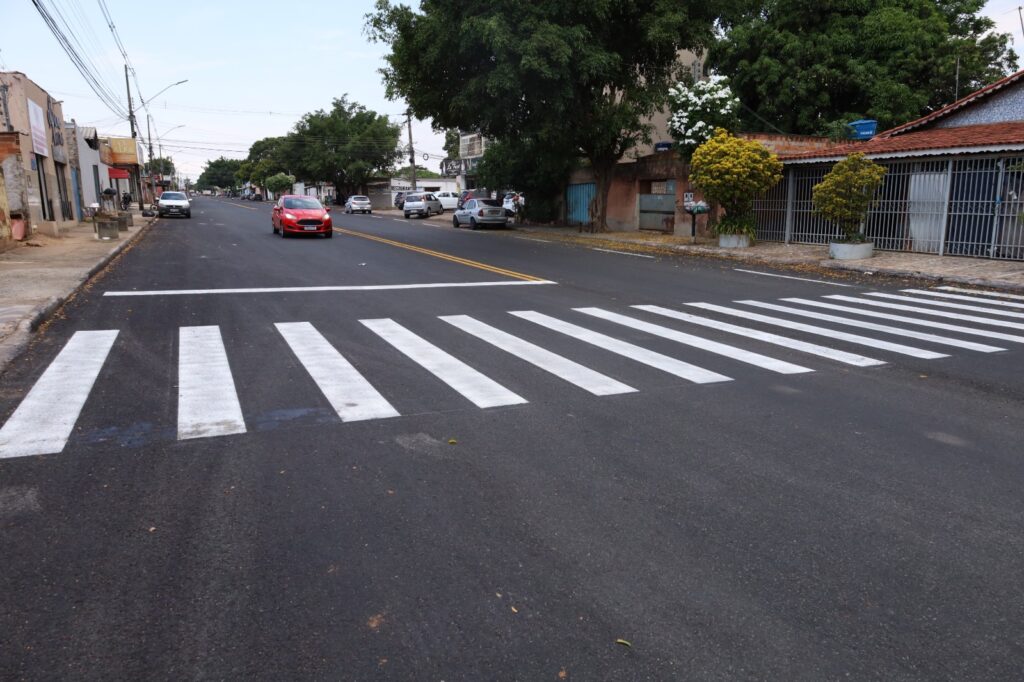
[448,438,457,445]
[510,606,518,613]
[148,527,156,533]
[367,613,385,631]
[615,639,632,648]
[558,669,568,680]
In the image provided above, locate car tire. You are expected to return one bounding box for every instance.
[367,210,372,214]
[404,212,410,219]
[273,224,278,234]
[452,216,460,228]
[186,212,191,219]
[325,230,333,238]
[469,218,478,230]
[280,226,288,238]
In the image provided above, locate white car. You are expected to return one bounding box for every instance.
[503,192,525,216]
[452,198,508,229]
[345,195,373,214]
[403,193,443,218]
[157,191,191,218]
[434,191,459,210]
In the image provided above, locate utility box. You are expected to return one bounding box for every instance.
[848,119,877,140]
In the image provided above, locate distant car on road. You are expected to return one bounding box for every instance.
[403,193,443,219]
[452,198,507,229]
[157,191,191,219]
[434,191,459,210]
[345,195,373,214]
[272,195,333,238]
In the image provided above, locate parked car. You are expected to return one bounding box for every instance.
[393,192,406,209]
[434,191,459,210]
[157,191,191,218]
[251,193,263,202]
[345,195,373,214]
[403,193,443,218]
[457,188,491,209]
[452,198,507,229]
[502,192,525,217]
[272,195,333,238]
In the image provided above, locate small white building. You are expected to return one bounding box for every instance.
[390,176,459,205]
[71,125,111,211]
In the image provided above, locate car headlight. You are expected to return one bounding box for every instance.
[284,213,297,220]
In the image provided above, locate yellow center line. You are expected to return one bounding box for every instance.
[216,200,259,211]
[334,227,545,282]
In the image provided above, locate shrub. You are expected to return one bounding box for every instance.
[812,154,886,243]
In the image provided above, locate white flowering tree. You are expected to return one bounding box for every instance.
[668,75,741,160]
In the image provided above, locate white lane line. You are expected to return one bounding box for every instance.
[633,305,883,367]
[104,280,556,297]
[825,295,1024,331]
[937,286,1024,301]
[178,326,247,440]
[395,219,411,223]
[782,298,1024,344]
[361,318,527,408]
[741,300,1004,353]
[865,292,1024,319]
[440,315,636,396]
[575,307,813,374]
[514,237,550,243]
[733,268,852,287]
[901,288,1024,310]
[510,311,731,384]
[685,303,948,359]
[0,330,119,458]
[589,247,655,259]
[276,322,399,422]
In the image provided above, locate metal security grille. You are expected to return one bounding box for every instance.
[753,154,1024,261]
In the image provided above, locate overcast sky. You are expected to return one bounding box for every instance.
[2,0,1022,181]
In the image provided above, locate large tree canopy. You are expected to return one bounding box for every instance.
[367,0,723,231]
[196,157,242,190]
[712,0,1017,135]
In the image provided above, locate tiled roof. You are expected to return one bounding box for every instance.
[780,122,1024,162]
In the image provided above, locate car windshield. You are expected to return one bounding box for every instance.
[480,199,501,207]
[406,194,422,202]
[351,196,369,201]
[161,192,186,201]
[283,198,322,209]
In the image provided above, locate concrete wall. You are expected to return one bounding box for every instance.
[936,82,1024,128]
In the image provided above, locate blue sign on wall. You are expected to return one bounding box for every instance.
[654,141,673,152]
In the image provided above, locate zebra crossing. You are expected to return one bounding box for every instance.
[1,287,1021,459]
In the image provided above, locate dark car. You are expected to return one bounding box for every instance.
[393,192,406,209]
[251,193,263,202]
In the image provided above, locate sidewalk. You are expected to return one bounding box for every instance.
[509,226,1024,292]
[0,211,155,374]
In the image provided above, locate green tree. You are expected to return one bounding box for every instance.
[690,129,782,236]
[442,129,460,160]
[475,135,578,222]
[289,96,402,194]
[367,0,719,232]
[668,75,741,160]
[196,157,243,190]
[265,172,296,196]
[144,157,175,175]
[812,153,887,243]
[712,0,1017,134]
[396,164,441,179]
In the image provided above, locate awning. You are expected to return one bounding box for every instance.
[108,168,130,179]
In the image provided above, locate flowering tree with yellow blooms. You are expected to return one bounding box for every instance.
[690,129,782,237]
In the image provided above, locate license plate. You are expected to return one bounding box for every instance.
[304,225,318,231]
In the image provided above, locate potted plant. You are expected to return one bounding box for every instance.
[690,129,782,248]
[812,153,887,260]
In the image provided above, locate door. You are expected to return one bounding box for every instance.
[566,182,596,226]
[906,171,946,253]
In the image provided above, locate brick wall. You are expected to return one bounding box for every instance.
[0,131,23,157]
[742,133,843,155]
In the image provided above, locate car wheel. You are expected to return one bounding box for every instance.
[367,210,372,215]
[273,224,278,234]
[452,216,460,228]
[325,230,333,239]
[469,218,478,230]
[186,212,191,219]
[404,212,410,219]
[280,226,288,238]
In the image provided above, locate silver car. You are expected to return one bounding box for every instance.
[403,193,443,218]
[452,198,508,229]
[345,195,373,214]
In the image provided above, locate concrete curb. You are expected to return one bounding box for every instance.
[0,217,156,377]
[820,261,1024,293]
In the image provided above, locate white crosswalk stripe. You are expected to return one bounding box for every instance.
[439,315,636,395]
[900,288,1024,310]
[936,286,1024,302]
[574,307,813,374]
[361,318,527,408]
[740,300,1004,353]
[685,303,949,359]
[633,305,884,366]
[781,298,1024,344]
[825,295,1024,331]
[0,330,119,459]
[276,322,400,422]
[865,292,1024,319]
[177,326,247,440]
[510,310,732,384]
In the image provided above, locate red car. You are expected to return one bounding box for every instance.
[271,195,333,238]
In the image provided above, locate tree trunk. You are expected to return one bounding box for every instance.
[588,159,616,233]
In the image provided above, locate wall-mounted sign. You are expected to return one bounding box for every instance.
[27,99,49,157]
[654,141,673,153]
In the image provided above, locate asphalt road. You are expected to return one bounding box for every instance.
[1,196,1022,680]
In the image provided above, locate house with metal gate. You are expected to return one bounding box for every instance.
[755,68,1024,261]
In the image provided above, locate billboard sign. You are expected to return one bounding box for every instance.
[27,99,49,157]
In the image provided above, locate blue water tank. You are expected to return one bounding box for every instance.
[848,119,877,140]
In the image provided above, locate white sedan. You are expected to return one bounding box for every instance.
[434,191,460,210]
[344,196,373,214]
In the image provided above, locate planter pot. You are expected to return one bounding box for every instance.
[718,234,751,248]
[115,214,130,232]
[829,241,874,260]
[95,219,120,240]
[117,211,133,227]
[11,218,27,241]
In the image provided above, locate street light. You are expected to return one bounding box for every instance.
[141,79,188,108]
[141,80,188,202]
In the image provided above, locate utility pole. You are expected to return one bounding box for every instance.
[124,64,142,210]
[406,110,417,192]
[145,115,157,209]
